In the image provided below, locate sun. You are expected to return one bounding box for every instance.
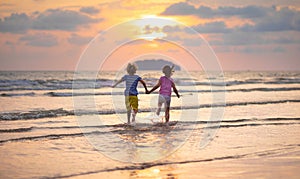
[138,31,166,41]
[148,42,159,48]
[132,15,178,41]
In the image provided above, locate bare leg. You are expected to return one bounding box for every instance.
[125,97,131,124]
[156,103,162,116]
[132,109,137,123]
[127,110,131,124]
[165,107,170,123]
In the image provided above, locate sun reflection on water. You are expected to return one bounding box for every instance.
[130,166,178,179]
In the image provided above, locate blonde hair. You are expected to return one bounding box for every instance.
[126,63,137,75]
[162,65,174,76]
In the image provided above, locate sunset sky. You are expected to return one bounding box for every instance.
[0,0,300,71]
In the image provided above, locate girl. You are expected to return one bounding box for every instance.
[147,65,180,123]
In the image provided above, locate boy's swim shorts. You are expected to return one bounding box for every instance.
[125,95,138,111]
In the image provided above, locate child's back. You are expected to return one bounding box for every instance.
[159,76,173,97]
[122,74,141,96]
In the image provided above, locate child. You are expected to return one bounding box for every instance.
[147,65,180,124]
[112,63,148,125]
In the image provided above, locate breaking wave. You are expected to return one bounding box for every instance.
[1,99,299,121]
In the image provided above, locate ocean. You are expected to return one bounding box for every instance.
[0,71,299,178]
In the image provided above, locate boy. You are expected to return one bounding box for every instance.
[112,63,148,125]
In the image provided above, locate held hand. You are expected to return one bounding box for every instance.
[146,90,150,94]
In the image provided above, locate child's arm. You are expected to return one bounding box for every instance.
[139,79,149,94]
[112,79,123,88]
[172,82,180,98]
[148,80,161,94]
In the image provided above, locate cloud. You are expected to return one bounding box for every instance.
[79,6,100,15]
[211,31,300,46]
[240,7,300,32]
[191,21,231,33]
[273,36,300,44]
[215,5,268,19]
[0,9,102,33]
[143,23,300,48]
[161,2,197,16]
[32,9,101,31]
[272,46,285,53]
[161,2,268,19]
[234,46,266,54]
[143,25,160,34]
[233,46,286,54]
[162,34,205,47]
[19,33,58,47]
[162,3,300,32]
[162,25,181,33]
[0,13,32,33]
[213,32,265,46]
[68,33,93,45]
[182,37,204,46]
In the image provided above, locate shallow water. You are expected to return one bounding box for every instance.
[0,71,300,178]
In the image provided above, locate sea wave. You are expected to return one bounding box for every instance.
[0,108,74,120]
[45,92,117,97]
[0,132,86,144]
[43,145,299,179]
[0,79,113,91]
[1,99,299,121]
[170,99,300,110]
[1,120,299,144]
[0,127,33,133]
[192,78,300,86]
[0,92,36,97]
[0,77,299,91]
[1,87,300,97]
[43,87,300,97]
[1,117,299,133]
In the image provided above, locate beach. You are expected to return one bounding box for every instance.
[0,71,299,178]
